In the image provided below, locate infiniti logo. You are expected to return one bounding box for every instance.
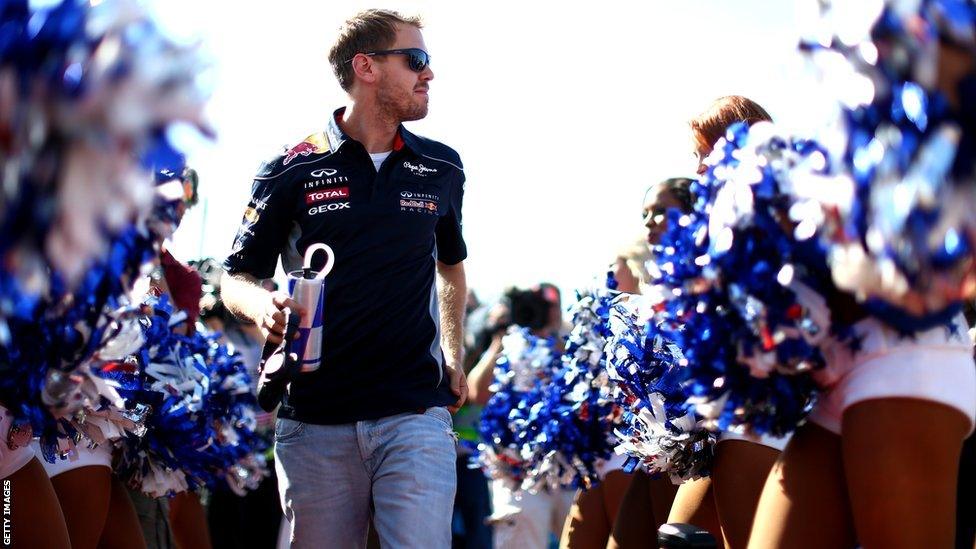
[310,168,338,177]
[400,190,439,201]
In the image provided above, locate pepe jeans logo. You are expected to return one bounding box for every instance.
[403,161,437,177]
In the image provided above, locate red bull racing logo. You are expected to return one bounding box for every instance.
[399,198,439,215]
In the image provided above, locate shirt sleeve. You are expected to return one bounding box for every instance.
[434,169,467,265]
[160,250,203,331]
[223,165,293,279]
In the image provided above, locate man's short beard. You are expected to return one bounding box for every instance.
[377,82,428,123]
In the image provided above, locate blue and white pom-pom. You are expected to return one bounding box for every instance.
[796,0,976,329]
[35,302,151,460]
[114,295,209,496]
[1,226,157,462]
[185,327,269,496]
[115,295,268,497]
[520,274,623,490]
[605,292,714,482]
[0,0,209,297]
[20,152,190,462]
[478,327,561,488]
[0,0,208,455]
[651,122,836,438]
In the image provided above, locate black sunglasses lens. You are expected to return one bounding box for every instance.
[408,51,428,71]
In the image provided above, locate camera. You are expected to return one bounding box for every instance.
[501,287,553,331]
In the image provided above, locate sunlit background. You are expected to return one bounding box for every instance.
[154,1,827,302]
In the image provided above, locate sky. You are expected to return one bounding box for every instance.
[157,1,825,302]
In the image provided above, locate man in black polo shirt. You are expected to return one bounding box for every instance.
[220,10,467,548]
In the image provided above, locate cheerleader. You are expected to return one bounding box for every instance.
[654,96,789,549]
[749,24,976,549]
[145,169,213,549]
[559,246,650,548]
[0,0,209,545]
[603,234,681,549]
[749,205,974,548]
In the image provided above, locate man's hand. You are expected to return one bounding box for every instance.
[259,291,307,346]
[446,363,468,413]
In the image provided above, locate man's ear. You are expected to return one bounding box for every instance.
[350,54,378,85]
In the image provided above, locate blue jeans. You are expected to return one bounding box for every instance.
[274,407,457,548]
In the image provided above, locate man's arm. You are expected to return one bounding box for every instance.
[436,260,467,411]
[221,271,305,346]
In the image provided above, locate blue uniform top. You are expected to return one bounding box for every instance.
[224,108,466,424]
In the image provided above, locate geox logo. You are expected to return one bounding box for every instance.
[308,202,351,215]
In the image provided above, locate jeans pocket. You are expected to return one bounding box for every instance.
[274,418,306,443]
[422,406,453,430]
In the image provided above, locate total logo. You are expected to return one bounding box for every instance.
[403,161,437,177]
[306,187,349,205]
[308,202,350,216]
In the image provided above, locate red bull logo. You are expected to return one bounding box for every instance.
[283,133,330,165]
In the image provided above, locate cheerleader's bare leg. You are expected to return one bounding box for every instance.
[6,457,71,548]
[667,477,722,543]
[169,490,213,549]
[748,423,856,549]
[843,398,968,548]
[49,465,113,549]
[608,470,679,549]
[752,315,976,548]
[560,469,633,549]
[710,439,782,549]
[96,474,147,549]
[31,443,119,549]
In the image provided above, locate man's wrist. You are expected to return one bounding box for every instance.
[445,355,463,369]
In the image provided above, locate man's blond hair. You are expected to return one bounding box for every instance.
[328,10,423,91]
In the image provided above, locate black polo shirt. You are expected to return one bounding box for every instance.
[224,107,466,424]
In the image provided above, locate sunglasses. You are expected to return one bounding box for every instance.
[347,48,430,72]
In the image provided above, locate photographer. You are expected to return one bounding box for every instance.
[467,284,563,406]
[466,283,571,549]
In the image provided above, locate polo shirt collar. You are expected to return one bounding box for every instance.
[327,107,423,155]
